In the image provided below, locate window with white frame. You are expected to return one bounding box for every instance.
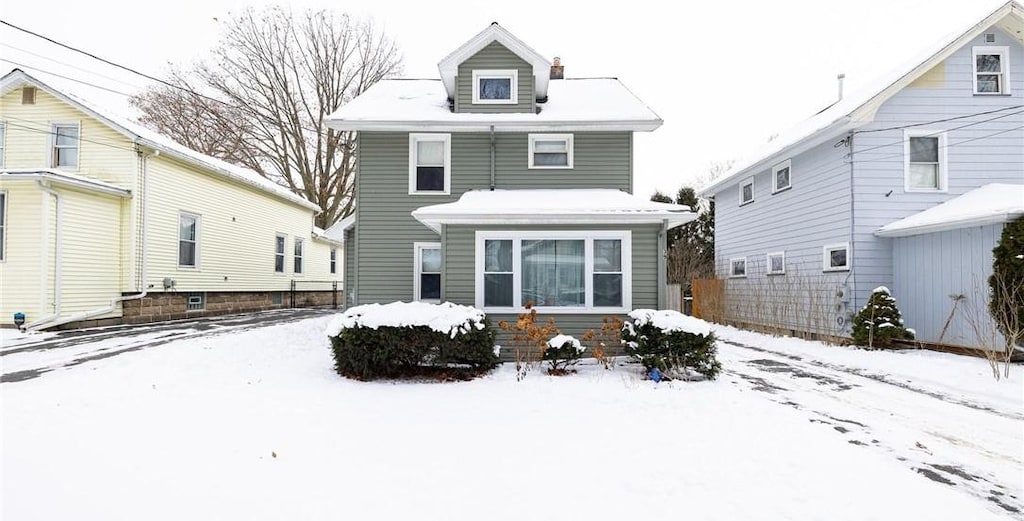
[973,46,1010,95]
[823,243,849,272]
[414,242,441,302]
[739,177,754,205]
[178,213,199,268]
[0,192,6,261]
[729,257,747,278]
[476,231,631,312]
[472,69,518,104]
[294,238,304,274]
[186,292,205,311]
[528,134,573,168]
[408,133,450,194]
[330,247,337,274]
[274,234,286,273]
[772,159,792,193]
[905,131,946,191]
[52,123,79,168]
[0,123,6,168]
[766,252,785,275]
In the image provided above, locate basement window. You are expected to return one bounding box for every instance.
[186,292,206,311]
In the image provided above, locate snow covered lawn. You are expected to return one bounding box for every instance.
[2,316,1021,520]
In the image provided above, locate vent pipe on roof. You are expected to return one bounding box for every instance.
[837,73,846,102]
[550,57,564,80]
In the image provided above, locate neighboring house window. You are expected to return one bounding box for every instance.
[408,133,451,194]
[766,252,785,275]
[274,234,286,273]
[475,231,632,312]
[729,257,747,278]
[52,123,80,168]
[823,243,850,272]
[178,212,199,268]
[973,46,1010,95]
[528,134,573,168]
[186,292,205,311]
[739,177,754,205]
[0,192,6,261]
[0,122,5,168]
[294,238,304,274]
[772,159,792,193]
[330,247,337,274]
[271,292,283,306]
[414,242,442,302]
[904,131,946,191]
[472,69,518,104]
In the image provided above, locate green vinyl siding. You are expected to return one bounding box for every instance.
[344,226,355,306]
[455,41,535,113]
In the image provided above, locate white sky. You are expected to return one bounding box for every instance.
[0,0,1007,199]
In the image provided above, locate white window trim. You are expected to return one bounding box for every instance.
[471,69,518,105]
[903,130,948,193]
[408,133,451,195]
[972,46,1011,95]
[414,241,442,303]
[729,257,747,278]
[330,247,337,274]
[274,233,287,274]
[178,212,200,269]
[293,237,304,275]
[823,242,850,272]
[766,251,785,276]
[0,191,6,262]
[739,177,755,206]
[528,133,574,169]
[771,159,792,194]
[474,230,632,314]
[50,121,81,170]
[186,292,206,312]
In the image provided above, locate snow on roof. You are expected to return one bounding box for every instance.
[411,189,695,232]
[875,184,1024,237]
[0,69,319,212]
[315,215,354,245]
[326,78,662,132]
[437,23,551,99]
[700,1,1024,196]
[1,168,131,197]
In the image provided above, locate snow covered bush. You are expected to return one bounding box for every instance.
[621,309,721,380]
[851,287,914,348]
[326,302,498,380]
[543,334,585,375]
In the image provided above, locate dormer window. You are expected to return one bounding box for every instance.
[472,69,518,104]
[973,46,1010,94]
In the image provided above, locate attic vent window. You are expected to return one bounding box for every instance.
[472,69,518,104]
[22,86,36,105]
[984,33,996,43]
[972,46,1010,95]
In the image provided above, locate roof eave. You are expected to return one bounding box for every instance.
[325,119,663,132]
[412,212,696,233]
[2,170,132,198]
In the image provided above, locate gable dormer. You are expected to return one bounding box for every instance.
[438,23,551,114]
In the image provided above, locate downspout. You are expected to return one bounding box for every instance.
[843,132,856,332]
[33,150,154,330]
[657,219,668,310]
[489,125,496,191]
[25,181,62,330]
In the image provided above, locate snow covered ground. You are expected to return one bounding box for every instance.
[2,315,1021,520]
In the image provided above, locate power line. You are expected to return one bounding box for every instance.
[3,120,140,154]
[853,104,1024,133]
[0,42,146,91]
[0,58,137,97]
[853,108,1024,156]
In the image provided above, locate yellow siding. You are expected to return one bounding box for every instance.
[0,181,44,322]
[58,187,124,316]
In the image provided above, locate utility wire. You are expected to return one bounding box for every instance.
[2,121,140,154]
[853,104,1024,133]
[0,58,137,97]
[0,42,146,91]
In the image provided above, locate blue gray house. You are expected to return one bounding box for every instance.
[326,23,693,343]
[700,1,1024,348]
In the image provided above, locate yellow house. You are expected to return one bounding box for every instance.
[0,69,343,330]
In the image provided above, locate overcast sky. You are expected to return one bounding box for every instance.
[1,0,1007,199]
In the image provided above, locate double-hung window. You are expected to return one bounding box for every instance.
[905,131,946,191]
[414,242,441,302]
[772,159,791,193]
[330,248,337,274]
[823,243,850,272]
[973,46,1010,95]
[528,134,573,168]
[274,234,286,273]
[294,238,304,274]
[409,133,450,194]
[739,177,754,205]
[472,69,517,104]
[476,231,631,312]
[178,212,199,268]
[52,123,79,169]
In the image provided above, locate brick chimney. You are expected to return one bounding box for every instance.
[550,57,564,80]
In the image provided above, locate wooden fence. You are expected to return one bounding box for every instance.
[691,278,725,322]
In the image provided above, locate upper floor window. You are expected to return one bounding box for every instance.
[330,247,337,274]
[528,134,573,169]
[904,131,946,192]
[408,133,451,195]
[823,242,849,272]
[772,159,792,193]
[414,242,441,302]
[52,123,79,169]
[472,69,518,104]
[294,238,304,274]
[973,46,1010,95]
[179,212,200,268]
[739,177,754,206]
[274,234,286,273]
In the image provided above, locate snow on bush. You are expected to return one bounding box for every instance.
[626,309,712,337]
[622,310,720,380]
[851,288,914,348]
[543,334,585,374]
[547,334,584,353]
[326,301,486,339]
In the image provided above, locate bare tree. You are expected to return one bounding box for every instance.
[131,7,402,227]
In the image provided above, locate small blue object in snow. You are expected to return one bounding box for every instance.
[13,312,26,329]
[648,367,663,382]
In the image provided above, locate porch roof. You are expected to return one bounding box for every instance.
[875,183,1024,237]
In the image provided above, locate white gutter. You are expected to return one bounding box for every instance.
[326,120,663,133]
[875,211,1024,238]
[25,181,62,330]
[1,170,130,198]
[412,212,697,233]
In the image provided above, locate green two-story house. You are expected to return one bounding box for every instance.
[326,23,693,340]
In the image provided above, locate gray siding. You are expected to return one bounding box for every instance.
[851,28,1024,306]
[455,41,535,113]
[891,224,1004,348]
[712,137,854,335]
[354,131,632,304]
[344,227,355,306]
